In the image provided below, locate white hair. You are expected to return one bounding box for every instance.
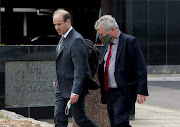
[94,15,119,31]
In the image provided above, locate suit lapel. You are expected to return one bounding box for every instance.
[115,33,125,67]
[56,38,68,58]
[56,29,74,59]
[56,40,60,55]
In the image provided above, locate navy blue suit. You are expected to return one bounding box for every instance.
[98,32,148,127]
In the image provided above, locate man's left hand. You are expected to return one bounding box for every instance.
[136,94,146,104]
[70,94,79,104]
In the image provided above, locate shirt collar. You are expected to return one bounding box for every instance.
[112,31,121,45]
[62,26,73,38]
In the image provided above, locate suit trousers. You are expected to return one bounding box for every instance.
[54,89,98,127]
[107,88,132,127]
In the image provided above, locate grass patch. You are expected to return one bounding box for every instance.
[0,113,4,119]
[0,113,9,120]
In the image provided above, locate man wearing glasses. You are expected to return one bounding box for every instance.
[95,15,148,127]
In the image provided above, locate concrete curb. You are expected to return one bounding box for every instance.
[148,74,180,81]
[0,110,54,127]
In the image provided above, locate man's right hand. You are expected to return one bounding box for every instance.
[53,82,56,88]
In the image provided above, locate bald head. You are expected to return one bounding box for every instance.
[53,9,71,22]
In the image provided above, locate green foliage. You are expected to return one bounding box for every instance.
[0,113,9,120]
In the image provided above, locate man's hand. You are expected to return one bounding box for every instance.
[136,94,146,104]
[70,94,79,104]
[53,82,56,88]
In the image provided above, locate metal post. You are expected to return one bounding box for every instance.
[28,106,31,118]
[23,12,27,36]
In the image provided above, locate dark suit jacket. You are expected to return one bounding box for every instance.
[55,28,92,98]
[98,32,148,104]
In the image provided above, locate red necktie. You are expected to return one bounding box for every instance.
[104,43,113,92]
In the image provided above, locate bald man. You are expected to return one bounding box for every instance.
[53,9,98,127]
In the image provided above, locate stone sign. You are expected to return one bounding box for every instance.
[5,61,56,107]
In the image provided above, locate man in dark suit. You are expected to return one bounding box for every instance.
[53,9,98,127]
[95,15,148,127]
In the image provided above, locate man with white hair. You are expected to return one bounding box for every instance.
[95,15,148,127]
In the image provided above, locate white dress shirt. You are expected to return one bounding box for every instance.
[63,26,73,38]
[104,31,121,88]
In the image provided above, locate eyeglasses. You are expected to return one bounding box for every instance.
[98,32,109,38]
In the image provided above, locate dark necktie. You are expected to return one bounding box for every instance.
[104,43,113,92]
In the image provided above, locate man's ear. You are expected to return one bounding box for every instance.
[66,19,71,25]
[111,27,115,32]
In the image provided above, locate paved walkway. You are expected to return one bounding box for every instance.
[2,103,180,127]
[66,103,180,127]
[130,103,180,127]
[1,74,180,127]
[131,74,180,127]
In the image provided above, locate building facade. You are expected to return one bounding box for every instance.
[0,0,100,45]
[1,0,180,72]
[109,0,180,67]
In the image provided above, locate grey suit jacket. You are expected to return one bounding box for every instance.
[55,28,91,98]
